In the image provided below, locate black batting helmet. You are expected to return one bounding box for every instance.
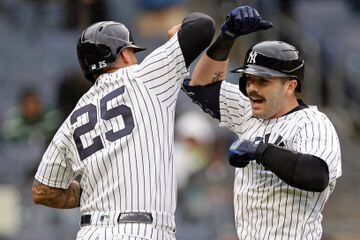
[232,41,304,96]
[77,21,146,83]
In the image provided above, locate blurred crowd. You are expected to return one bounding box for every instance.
[0,0,359,240]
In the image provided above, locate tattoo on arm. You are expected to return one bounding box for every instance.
[212,71,225,83]
[32,179,81,209]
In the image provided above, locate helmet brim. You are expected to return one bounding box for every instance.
[119,44,146,53]
[132,45,146,53]
[231,64,290,78]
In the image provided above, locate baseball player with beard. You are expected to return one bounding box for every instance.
[182,5,342,240]
[31,12,216,240]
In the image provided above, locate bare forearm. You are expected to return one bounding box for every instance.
[190,54,228,86]
[189,33,233,86]
[32,180,81,209]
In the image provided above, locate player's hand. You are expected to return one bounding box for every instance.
[167,23,182,39]
[228,137,263,168]
[221,6,273,39]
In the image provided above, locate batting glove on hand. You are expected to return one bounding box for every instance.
[228,137,264,168]
[221,6,273,39]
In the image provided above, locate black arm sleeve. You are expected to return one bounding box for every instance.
[255,143,330,192]
[182,79,221,120]
[178,12,215,68]
[206,33,235,61]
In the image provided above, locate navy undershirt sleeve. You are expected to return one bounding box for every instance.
[182,79,221,120]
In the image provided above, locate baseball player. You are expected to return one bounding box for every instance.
[182,5,342,240]
[31,12,216,239]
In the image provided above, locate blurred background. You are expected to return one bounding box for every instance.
[0,0,359,239]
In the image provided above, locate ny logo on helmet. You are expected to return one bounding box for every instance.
[247,51,257,64]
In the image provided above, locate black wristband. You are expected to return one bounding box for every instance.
[206,32,235,61]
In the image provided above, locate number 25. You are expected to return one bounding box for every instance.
[70,86,134,161]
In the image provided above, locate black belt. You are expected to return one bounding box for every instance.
[80,212,153,226]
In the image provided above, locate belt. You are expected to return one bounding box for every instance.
[80,212,153,227]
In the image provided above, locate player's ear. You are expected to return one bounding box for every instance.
[120,48,137,66]
[120,49,130,65]
[285,79,298,97]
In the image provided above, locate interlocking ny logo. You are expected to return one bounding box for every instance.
[247,50,257,64]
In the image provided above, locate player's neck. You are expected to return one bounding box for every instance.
[271,96,299,119]
[281,97,300,116]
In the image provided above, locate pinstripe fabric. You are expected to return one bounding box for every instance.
[76,223,175,240]
[35,34,188,239]
[219,81,342,240]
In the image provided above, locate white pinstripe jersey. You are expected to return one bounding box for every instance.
[219,81,342,240]
[35,34,188,229]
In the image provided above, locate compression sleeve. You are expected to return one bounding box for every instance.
[255,143,330,192]
[182,79,221,120]
[206,33,235,61]
[178,12,215,68]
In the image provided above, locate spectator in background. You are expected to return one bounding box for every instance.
[0,89,61,184]
[174,111,216,190]
[347,0,360,12]
[57,71,91,120]
[174,112,236,240]
[1,88,60,144]
[180,134,236,240]
[136,0,186,39]
[137,0,183,11]
[275,0,295,17]
[63,0,108,30]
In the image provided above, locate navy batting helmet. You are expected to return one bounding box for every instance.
[77,21,146,83]
[232,41,304,96]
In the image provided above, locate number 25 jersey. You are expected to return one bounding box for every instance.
[34,35,188,229]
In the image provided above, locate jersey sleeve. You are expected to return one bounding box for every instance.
[293,113,342,183]
[133,34,189,105]
[219,81,249,133]
[34,123,76,189]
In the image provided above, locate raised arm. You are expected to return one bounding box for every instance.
[176,12,216,68]
[32,179,81,209]
[189,6,272,86]
[228,138,330,192]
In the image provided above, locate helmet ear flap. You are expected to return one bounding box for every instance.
[239,75,248,96]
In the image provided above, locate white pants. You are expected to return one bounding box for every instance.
[76,223,176,240]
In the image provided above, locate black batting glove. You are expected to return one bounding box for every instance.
[228,137,266,168]
[221,6,273,39]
